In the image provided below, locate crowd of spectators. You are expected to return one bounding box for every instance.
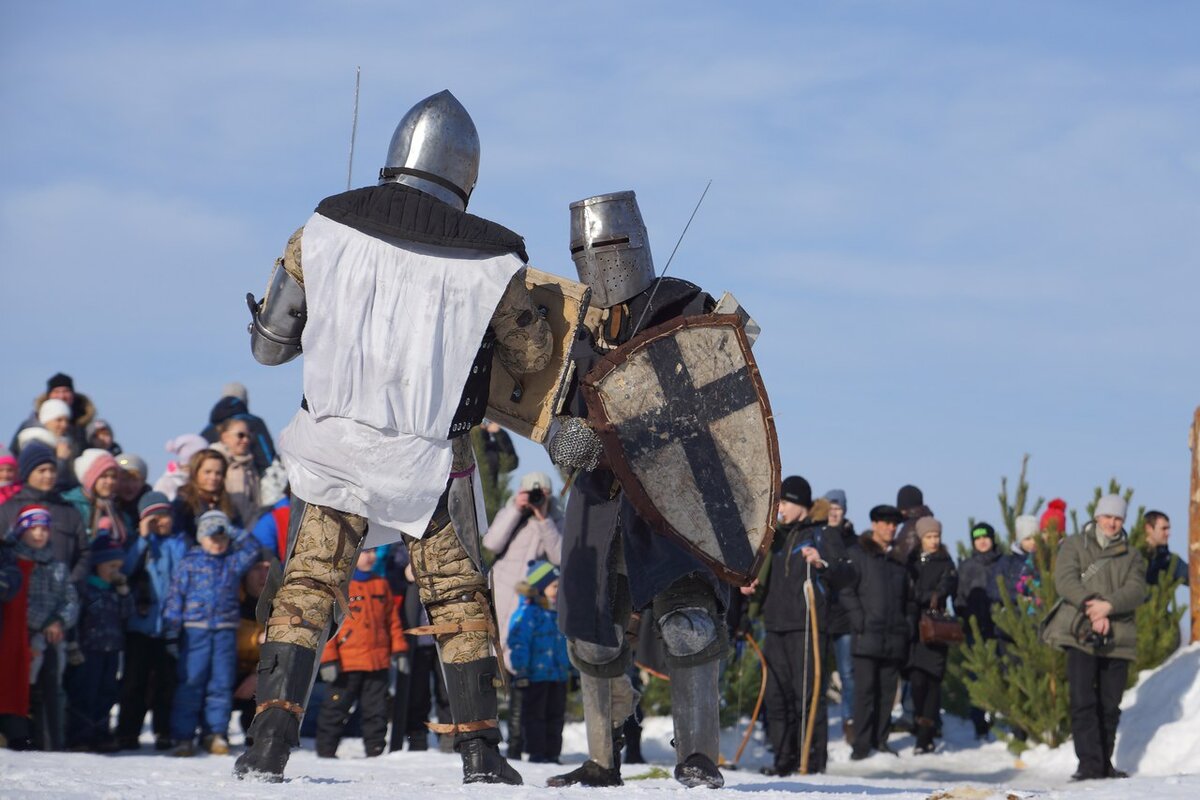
[0,372,1190,785]
[743,475,1188,782]
[0,373,575,763]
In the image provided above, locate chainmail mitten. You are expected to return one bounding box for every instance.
[548,417,603,471]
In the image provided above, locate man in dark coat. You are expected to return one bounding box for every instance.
[892,484,933,565]
[1142,511,1188,586]
[821,489,858,738]
[750,477,853,775]
[840,504,915,760]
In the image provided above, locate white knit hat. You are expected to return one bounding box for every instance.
[1014,515,1039,542]
[38,398,72,424]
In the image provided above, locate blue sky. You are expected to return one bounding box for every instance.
[2,1,1198,550]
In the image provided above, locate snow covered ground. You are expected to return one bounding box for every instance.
[4,645,1198,798]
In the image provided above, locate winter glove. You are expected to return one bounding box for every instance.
[66,642,85,667]
[513,676,531,690]
[112,573,130,596]
[392,654,411,675]
[165,640,180,659]
[319,662,340,684]
[548,417,603,471]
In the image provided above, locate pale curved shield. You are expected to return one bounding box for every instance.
[580,314,780,586]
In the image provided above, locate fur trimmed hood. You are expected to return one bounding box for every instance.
[32,390,95,430]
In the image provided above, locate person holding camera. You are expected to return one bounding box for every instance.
[482,471,562,758]
[1043,494,1146,781]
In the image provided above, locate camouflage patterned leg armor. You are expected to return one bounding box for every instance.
[234,503,366,782]
[266,503,368,648]
[404,508,521,784]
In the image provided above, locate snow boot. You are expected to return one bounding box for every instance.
[675,753,725,789]
[914,716,936,754]
[547,759,624,787]
[442,657,522,785]
[234,642,318,783]
[760,762,798,777]
[203,734,230,755]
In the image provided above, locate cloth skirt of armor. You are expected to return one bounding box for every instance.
[557,465,728,659]
[267,437,492,667]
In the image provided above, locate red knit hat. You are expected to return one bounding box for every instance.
[1040,498,1067,533]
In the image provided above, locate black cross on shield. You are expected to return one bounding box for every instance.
[581,314,781,585]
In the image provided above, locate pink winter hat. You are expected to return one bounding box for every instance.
[74,448,119,495]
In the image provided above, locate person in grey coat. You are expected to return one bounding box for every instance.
[1042,494,1146,781]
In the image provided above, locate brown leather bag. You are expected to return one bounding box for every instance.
[918,596,964,646]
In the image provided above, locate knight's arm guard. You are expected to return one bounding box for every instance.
[490,268,553,375]
[247,227,307,366]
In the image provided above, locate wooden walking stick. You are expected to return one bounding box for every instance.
[799,570,822,775]
[731,632,768,766]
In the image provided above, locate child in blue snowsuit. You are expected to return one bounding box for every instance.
[507,560,571,763]
[162,510,260,755]
[65,535,133,751]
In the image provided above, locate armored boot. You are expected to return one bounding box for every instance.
[234,643,317,782]
[547,673,623,787]
[669,660,724,789]
[440,657,522,785]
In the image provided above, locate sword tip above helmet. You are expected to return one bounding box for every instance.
[569,190,656,309]
[380,89,480,211]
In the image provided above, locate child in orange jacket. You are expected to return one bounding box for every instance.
[315,548,406,758]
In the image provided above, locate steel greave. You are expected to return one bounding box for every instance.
[669,660,721,763]
[579,672,615,768]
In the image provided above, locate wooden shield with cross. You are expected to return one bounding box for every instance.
[580,314,781,586]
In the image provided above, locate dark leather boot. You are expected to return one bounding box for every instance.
[913,716,936,754]
[547,759,624,787]
[234,642,317,783]
[443,657,522,785]
[506,677,524,760]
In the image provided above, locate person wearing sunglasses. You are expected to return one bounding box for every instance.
[212,419,261,530]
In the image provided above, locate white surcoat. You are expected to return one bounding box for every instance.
[278,212,522,545]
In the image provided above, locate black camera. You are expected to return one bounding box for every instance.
[527,487,545,506]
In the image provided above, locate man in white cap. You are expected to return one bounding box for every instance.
[1043,494,1146,781]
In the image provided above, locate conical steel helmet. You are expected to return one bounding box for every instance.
[569,191,656,308]
[379,90,480,211]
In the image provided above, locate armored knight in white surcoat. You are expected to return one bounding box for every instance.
[235,90,550,785]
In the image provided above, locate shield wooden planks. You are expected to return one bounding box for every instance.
[581,314,780,585]
[485,266,591,443]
